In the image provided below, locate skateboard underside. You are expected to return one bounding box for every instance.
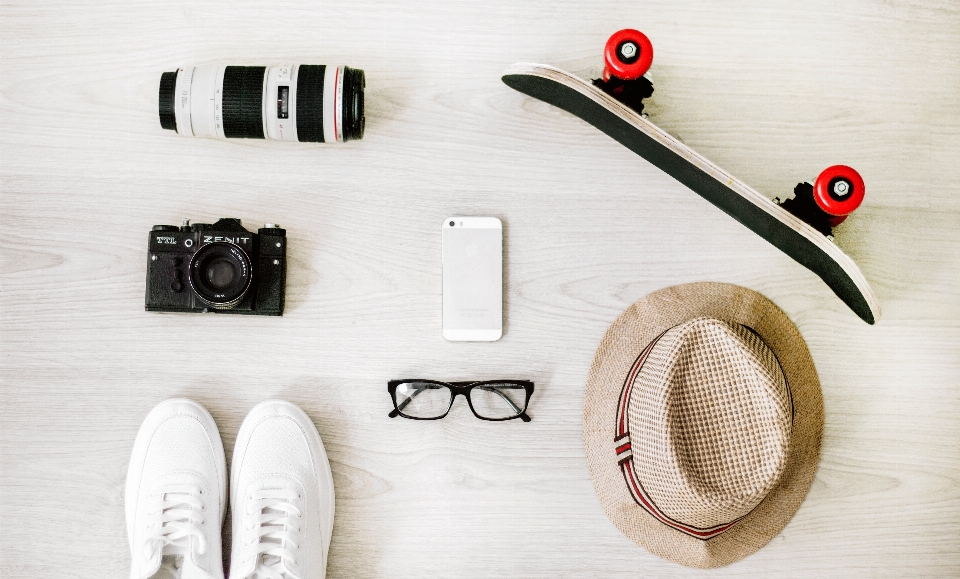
[502,63,879,325]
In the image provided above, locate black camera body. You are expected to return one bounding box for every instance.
[146,218,286,316]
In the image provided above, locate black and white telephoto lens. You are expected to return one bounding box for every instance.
[158,65,364,142]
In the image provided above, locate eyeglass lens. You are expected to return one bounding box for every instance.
[469,383,527,419]
[395,382,453,419]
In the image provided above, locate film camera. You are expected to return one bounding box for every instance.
[146,218,286,315]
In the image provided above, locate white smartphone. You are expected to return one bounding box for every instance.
[442,216,503,341]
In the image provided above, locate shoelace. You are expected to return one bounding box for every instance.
[143,484,207,562]
[245,486,304,579]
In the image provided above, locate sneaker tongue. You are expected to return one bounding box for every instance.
[151,555,182,579]
[179,558,215,579]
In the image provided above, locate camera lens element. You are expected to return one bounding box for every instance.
[189,243,252,309]
[205,258,238,289]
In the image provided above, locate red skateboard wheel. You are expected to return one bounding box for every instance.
[603,29,654,81]
[826,214,848,227]
[813,165,865,217]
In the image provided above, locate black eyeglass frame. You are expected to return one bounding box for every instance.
[387,379,535,422]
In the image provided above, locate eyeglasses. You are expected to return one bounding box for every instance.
[388,380,534,422]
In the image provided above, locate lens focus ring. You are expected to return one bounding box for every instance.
[158,71,178,131]
[342,66,365,142]
[222,66,266,139]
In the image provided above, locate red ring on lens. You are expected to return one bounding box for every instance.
[603,29,654,81]
[813,165,865,216]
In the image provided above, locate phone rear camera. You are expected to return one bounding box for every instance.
[449,221,455,226]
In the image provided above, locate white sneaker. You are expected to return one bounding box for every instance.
[125,399,227,579]
[230,400,335,579]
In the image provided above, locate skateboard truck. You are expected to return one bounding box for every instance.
[593,29,655,114]
[777,165,865,237]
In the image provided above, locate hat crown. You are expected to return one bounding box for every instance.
[629,318,792,530]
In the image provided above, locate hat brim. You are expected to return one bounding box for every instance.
[584,282,823,568]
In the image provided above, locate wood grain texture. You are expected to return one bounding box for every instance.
[1,0,959,577]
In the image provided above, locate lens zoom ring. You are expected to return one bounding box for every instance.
[222,66,265,139]
[296,65,325,142]
[158,71,178,131]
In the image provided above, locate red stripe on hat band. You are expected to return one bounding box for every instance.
[616,442,631,454]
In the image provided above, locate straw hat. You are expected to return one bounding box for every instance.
[584,282,823,568]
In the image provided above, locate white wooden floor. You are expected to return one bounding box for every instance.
[2,1,959,577]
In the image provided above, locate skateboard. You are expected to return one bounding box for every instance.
[501,29,879,325]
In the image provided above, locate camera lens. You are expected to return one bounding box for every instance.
[449,221,455,226]
[205,258,238,289]
[341,66,365,142]
[159,64,365,143]
[189,243,252,309]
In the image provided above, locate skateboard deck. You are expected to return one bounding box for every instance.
[502,63,880,325]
